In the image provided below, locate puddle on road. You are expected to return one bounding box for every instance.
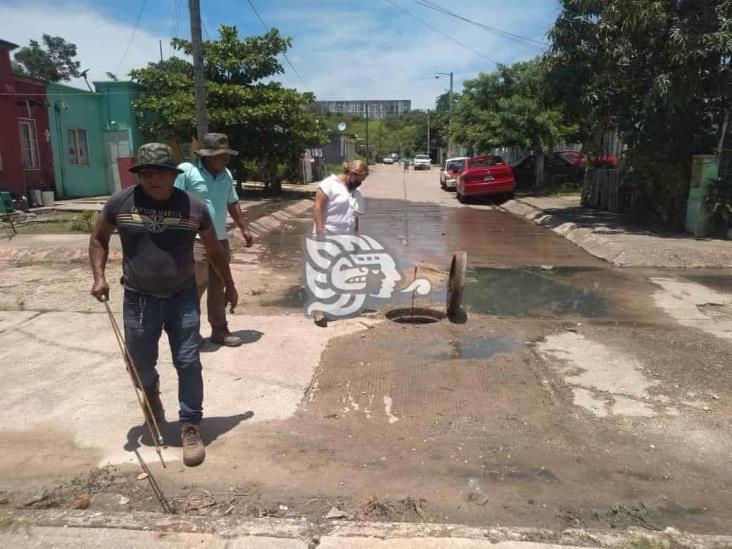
[433,336,522,360]
[461,267,609,318]
[684,274,732,294]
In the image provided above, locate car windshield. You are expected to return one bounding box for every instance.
[446,160,463,171]
[415,155,430,160]
[468,157,499,168]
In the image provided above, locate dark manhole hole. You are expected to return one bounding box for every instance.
[386,307,445,324]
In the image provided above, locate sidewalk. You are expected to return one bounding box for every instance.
[3,510,731,548]
[0,195,313,266]
[501,194,732,268]
[51,181,318,213]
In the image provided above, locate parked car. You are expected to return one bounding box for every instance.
[382,156,395,165]
[557,150,585,166]
[512,152,585,190]
[413,154,432,170]
[440,157,468,190]
[455,155,515,203]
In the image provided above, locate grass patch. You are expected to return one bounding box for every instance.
[12,211,97,235]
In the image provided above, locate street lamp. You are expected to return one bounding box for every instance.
[435,72,454,158]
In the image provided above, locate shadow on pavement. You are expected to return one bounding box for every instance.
[124,411,254,450]
[200,330,264,352]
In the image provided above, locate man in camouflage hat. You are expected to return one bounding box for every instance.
[89,143,239,467]
[175,133,253,348]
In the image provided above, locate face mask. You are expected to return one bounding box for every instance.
[347,177,362,191]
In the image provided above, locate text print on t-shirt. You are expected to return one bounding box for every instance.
[116,206,200,234]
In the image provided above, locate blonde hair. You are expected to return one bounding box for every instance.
[342,160,369,175]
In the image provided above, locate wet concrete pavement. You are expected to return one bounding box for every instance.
[1,165,731,537]
[236,165,732,532]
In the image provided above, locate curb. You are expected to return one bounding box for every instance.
[2,509,732,548]
[240,198,312,239]
[0,198,313,266]
[499,199,732,268]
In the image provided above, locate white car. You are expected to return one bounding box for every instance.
[382,157,395,165]
[413,154,432,170]
[440,157,468,190]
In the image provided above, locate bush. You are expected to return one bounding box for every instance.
[624,147,689,227]
[70,211,96,233]
[705,178,732,236]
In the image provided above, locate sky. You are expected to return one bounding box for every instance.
[0,0,561,109]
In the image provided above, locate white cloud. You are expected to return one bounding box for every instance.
[266,0,558,108]
[0,1,167,90]
[0,0,559,108]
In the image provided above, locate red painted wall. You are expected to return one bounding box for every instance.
[0,41,54,198]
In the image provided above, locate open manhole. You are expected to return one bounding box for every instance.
[386,307,445,324]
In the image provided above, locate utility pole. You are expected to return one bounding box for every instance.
[436,71,454,157]
[365,102,370,165]
[426,109,431,158]
[447,72,453,158]
[189,0,208,142]
[159,40,163,63]
[378,121,382,159]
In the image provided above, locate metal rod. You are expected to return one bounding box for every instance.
[103,301,167,467]
[134,449,174,514]
[411,265,417,317]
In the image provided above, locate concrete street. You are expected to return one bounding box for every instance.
[1,165,731,544]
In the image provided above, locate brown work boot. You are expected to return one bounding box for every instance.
[181,423,206,467]
[210,332,242,347]
[143,383,165,424]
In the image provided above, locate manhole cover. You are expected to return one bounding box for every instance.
[386,307,445,324]
[446,251,467,317]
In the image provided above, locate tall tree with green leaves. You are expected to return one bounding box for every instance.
[549,0,732,224]
[130,26,328,188]
[13,35,81,82]
[452,59,577,187]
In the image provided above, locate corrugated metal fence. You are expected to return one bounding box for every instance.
[581,169,624,212]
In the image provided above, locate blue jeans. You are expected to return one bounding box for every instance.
[123,282,203,424]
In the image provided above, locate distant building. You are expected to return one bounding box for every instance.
[314,100,411,119]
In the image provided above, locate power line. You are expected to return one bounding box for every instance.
[170,0,181,57]
[411,0,549,49]
[245,0,310,90]
[383,0,500,64]
[115,0,148,76]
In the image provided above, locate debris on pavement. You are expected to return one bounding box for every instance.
[325,506,349,519]
[71,493,91,509]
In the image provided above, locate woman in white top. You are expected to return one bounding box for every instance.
[313,159,367,236]
[311,160,369,326]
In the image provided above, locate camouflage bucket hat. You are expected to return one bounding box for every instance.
[129,143,183,173]
[196,133,239,156]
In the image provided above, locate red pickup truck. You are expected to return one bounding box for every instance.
[455,155,515,203]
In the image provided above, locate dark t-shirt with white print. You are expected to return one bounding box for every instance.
[102,185,212,296]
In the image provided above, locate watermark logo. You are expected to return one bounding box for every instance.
[304,234,431,318]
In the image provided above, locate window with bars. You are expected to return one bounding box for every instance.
[18,118,40,170]
[68,128,90,166]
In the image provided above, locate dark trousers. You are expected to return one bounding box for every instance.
[123,283,203,424]
[194,239,231,336]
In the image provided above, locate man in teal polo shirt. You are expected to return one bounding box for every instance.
[175,133,254,347]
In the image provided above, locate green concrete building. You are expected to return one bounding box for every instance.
[48,81,146,198]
